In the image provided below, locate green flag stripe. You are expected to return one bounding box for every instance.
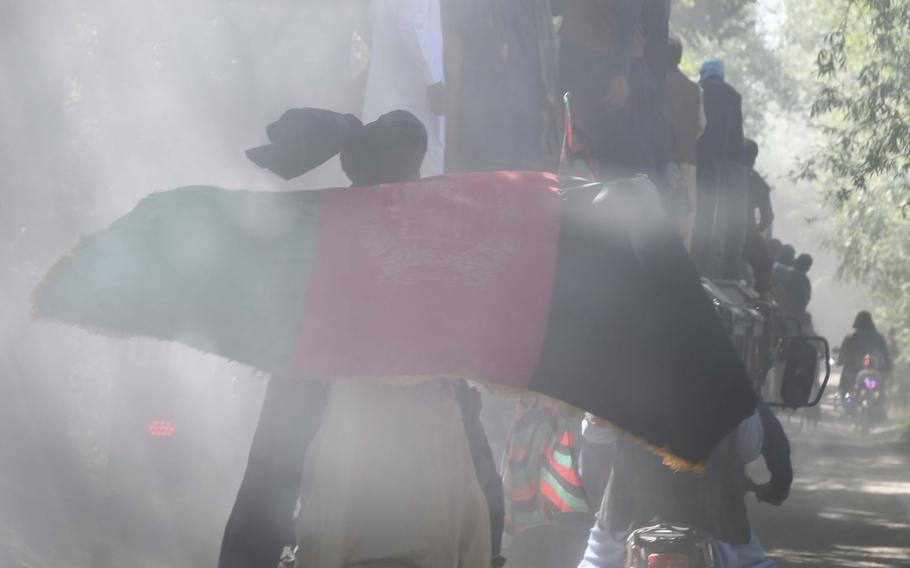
[35,186,323,375]
[540,468,588,512]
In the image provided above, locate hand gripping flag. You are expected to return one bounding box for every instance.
[34,172,755,469]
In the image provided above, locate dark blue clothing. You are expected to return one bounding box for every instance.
[218,379,327,568]
[558,40,656,178]
[557,0,653,178]
[838,329,892,395]
[640,0,671,192]
[601,432,752,545]
[756,401,792,501]
[641,0,671,96]
[697,76,745,166]
[448,0,555,171]
[579,440,615,509]
[693,76,747,279]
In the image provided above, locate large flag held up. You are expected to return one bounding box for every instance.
[34,172,756,468]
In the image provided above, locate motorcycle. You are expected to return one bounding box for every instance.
[848,354,887,433]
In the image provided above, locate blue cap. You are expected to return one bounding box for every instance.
[700,58,725,81]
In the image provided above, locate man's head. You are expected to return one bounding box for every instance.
[777,245,796,266]
[341,110,428,186]
[745,138,759,168]
[700,57,725,81]
[794,253,813,273]
[853,310,876,331]
[767,238,782,259]
[667,37,683,70]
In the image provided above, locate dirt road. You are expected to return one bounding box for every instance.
[749,411,910,567]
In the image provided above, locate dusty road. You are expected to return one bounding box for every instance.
[4,368,909,568]
[502,399,910,568]
[749,410,910,568]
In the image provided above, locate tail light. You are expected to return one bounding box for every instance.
[148,420,176,438]
[627,524,710,568]
[648,553,689,568]
[864,355,873,368]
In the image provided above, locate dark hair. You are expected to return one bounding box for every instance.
[766,238,782,259]
[667,37,683,69]
[777,245,796,266]
[246,108,427,185]
[341,110,428,186]
[853,311,876,331]
[744,138,759,168]
[794,253,813,272]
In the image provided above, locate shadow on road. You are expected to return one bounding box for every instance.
[750,415,910,568]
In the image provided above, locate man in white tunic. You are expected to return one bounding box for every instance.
[295,380,491,568]
[364,0,446,176]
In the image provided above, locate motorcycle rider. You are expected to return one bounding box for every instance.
[837,311,892,398]
[578,411,774,568]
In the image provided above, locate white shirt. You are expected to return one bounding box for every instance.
[365,0,445,176]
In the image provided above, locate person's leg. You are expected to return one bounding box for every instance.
[721,165,750,280]
[295,382,491,568]
[730,532,777,568]
[680,163,698,252]
[578,475,627,568]
[840,370,854,398]
[691,184,718,276]
[218,379,327,568]
[453,381,505,559]
[579,441,615,510]
[558,39,632,176]
[743,230,773,296]
[577,522,627,568]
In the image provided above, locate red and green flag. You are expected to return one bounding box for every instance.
[502,395,590,535]
[35,172,755,468]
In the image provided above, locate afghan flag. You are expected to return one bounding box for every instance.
[502,395,590,535]
[34,172,756,468]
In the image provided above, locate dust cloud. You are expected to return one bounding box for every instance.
[0,3,875,568]
[1,3,368,567]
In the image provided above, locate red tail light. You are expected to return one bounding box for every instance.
[148,420,176,438]
[864,355,872,368]
[648,554,689,568]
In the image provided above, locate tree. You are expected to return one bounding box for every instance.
[805,0,910,199]
[673,0,799,132]
[801,0,910,358]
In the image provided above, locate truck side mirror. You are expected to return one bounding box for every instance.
[769,336,832,408]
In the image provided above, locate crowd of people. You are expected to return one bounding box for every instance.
[224,2,827,568]
[342,0,817,307]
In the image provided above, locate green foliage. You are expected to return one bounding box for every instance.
[806,0,910,199]
[672,0,798,132]
[674,0,756,42]
[803,0,910,359]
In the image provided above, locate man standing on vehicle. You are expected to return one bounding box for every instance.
[693,58,747,280]
[442,0,559,172]
[364,0,447,176]
[741,139,775,296]
[664,37,706,250]
[558,0,653,177]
